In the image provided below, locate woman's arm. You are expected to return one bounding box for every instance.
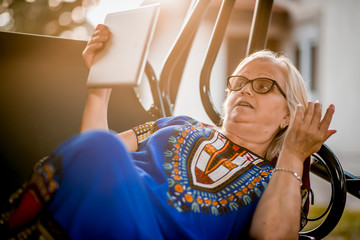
[249,101,336,240]
[79,87,112,132]
[79,24,112,133]
[117,130,138,152]
[80,90,138,152]
[79,24,138,152]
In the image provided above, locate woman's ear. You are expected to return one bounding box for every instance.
[280,114,290,129]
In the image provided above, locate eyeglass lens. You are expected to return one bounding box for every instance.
[228,76,274,93]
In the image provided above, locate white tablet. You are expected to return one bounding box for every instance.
[86,3,160,87]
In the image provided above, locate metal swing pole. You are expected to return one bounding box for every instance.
[199,0,274,125]
[246,0,274,55]
[199,0,236,125]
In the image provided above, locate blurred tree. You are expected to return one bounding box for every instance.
[0,0,95,40]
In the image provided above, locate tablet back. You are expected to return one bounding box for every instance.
[86,3,160,87]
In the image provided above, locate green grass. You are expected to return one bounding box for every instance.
[302,206,360,239]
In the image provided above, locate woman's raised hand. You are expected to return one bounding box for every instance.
[283,100,337,162]
[79,24,112,132]
[82,24,111,69]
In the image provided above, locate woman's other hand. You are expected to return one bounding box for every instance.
[283,100,336,162]
[82,24,111,69]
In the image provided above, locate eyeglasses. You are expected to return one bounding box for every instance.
[226,75,287,99]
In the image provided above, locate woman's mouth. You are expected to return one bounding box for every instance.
[237,100,254,109]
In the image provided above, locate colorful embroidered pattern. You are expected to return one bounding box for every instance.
[29,155,62,203]
[163,119,273,215]
[133,121,159,146]
[1,155,69,239]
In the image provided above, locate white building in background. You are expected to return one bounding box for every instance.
[278,0,360,208]
[276,0,360,180]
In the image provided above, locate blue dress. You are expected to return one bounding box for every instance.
[8,116,274,239]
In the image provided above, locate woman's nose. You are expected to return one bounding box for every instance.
[239,82,253,96]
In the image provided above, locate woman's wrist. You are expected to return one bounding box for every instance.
[88,88,112,103]
[272,167,302,186]
[89,88,112,96]
[276,147,304,177]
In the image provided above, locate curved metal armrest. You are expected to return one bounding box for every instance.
[299,144,347,239]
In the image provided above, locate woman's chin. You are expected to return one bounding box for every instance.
[225,116,254,126]
[229,109,254,122]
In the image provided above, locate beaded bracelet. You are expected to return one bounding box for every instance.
[132,121,158,149]
[272,167,303,186]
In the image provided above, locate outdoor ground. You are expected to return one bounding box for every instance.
[302,206,360,239]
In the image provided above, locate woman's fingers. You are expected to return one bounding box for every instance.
[311,101,322,127]
[301,101,330,133]
[91,24,109,38]
[285,101,336,159]
[94,23,108,31]
[291,104,304,128]
[324,129,337,142]
[88,26,110,45]
[82,24,111,69]
[303,100,314,125]
[88,34,108,45]
[304,102,335,141]
[320,104,335,134]
[286,104,303,139]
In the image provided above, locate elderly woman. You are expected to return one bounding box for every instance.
[3,24,335,239]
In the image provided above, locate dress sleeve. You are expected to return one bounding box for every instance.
[132,121,159,148]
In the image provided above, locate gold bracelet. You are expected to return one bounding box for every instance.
[272,167,302,186]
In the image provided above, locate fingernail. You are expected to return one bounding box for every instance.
[315,99,320,103]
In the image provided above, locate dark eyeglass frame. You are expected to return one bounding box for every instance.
[226,75,287,99]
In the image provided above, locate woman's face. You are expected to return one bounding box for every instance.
[223,58,289,145]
